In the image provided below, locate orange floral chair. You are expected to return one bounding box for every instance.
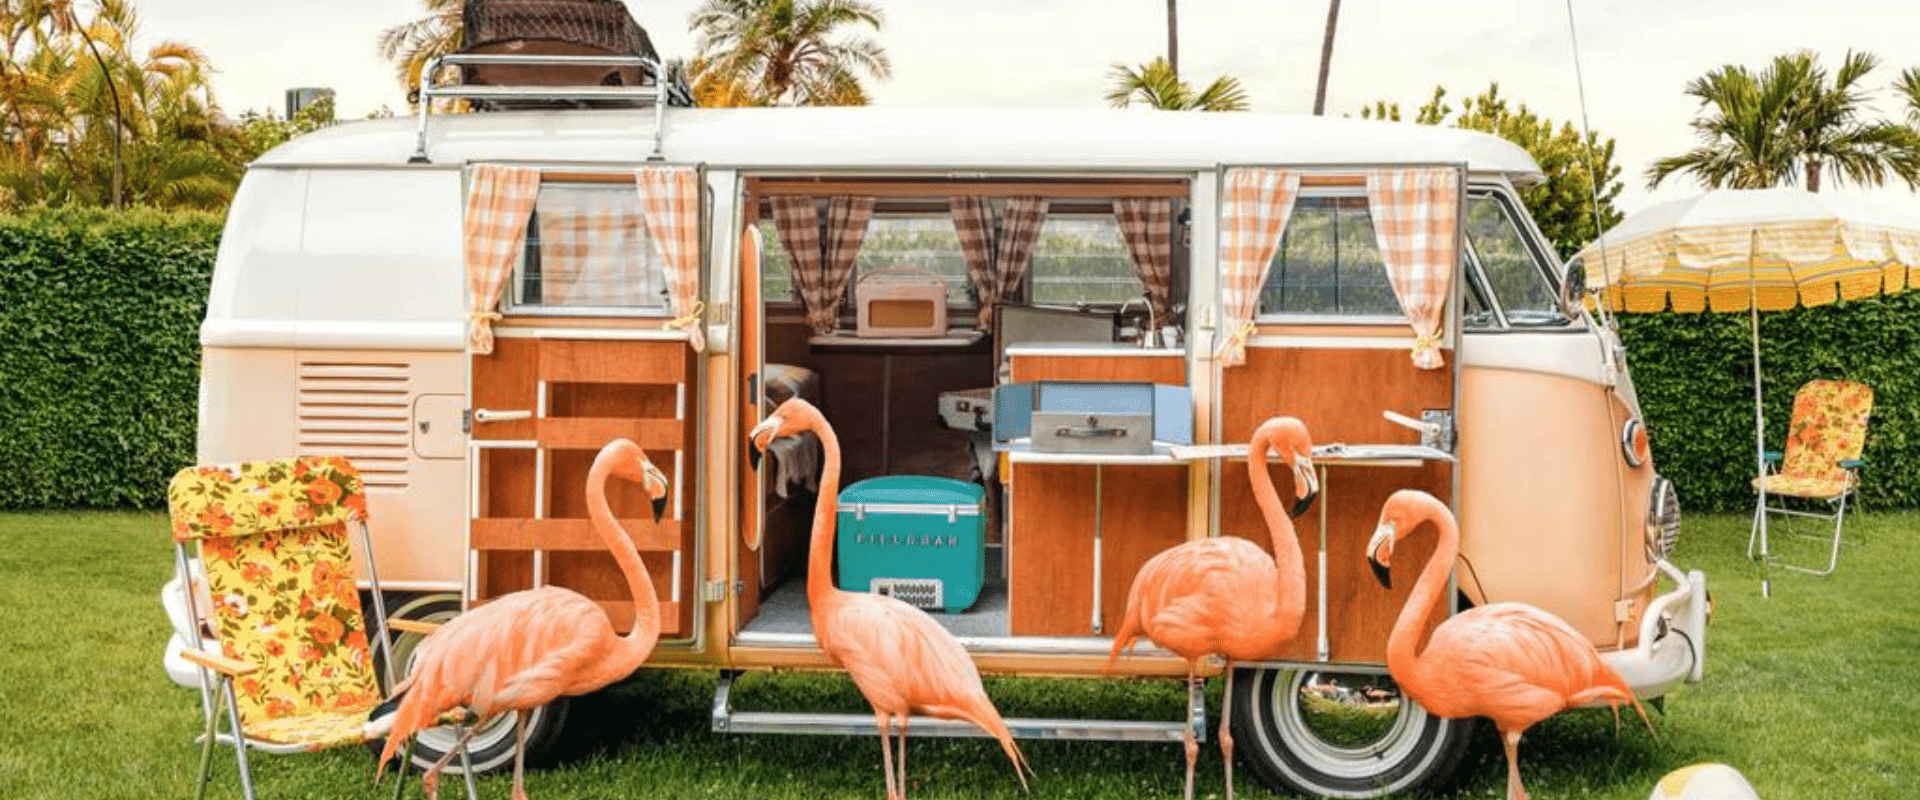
[168,456,409,800]
[1747,379,1873,576]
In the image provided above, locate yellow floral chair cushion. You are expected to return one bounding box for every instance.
[1751,380,1873,501]
[166,456,383,750]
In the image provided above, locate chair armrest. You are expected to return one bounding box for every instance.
[388,618,442,635]
[181,647,258,677]
[1839,458,1865,470]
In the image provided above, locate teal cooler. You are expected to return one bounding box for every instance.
[836,476,986,612]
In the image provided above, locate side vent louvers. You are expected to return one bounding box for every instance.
[297,362,413,490]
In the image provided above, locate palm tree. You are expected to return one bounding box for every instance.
[1311,0,1340,115]
[1649,50,1920,192]
[1893,65,1920,125]
[378,0,463,105]
[1164,0,1177,77]
[688,0,890,107]
[1105,58,1247,112]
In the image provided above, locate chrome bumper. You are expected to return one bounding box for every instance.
[1600,558,1709,699]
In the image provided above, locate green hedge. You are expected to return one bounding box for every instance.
[1618,293,1920,513]
[0,208,220,510]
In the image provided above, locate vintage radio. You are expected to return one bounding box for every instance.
[855,266,948,338]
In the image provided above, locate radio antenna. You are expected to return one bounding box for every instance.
[1562,0,1620,328]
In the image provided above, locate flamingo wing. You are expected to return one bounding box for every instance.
[1419,602,1624,729]
[1133,538,1280,658]
[823,593,991,716]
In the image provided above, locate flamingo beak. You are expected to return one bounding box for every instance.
[651,496,668,524]
[747,415,781,471]
[1289,453,1320,519]
[643,463,670,523]
[1366,523,1395,589]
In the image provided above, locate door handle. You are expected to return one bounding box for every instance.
[472,408,533,423]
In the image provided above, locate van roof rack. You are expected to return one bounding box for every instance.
[408,52,694,164]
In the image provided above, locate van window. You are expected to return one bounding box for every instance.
[508,183,670,313]
[758,205,1156,314]
[1029,214,1138,305]
[1463,193,1565,327]
[854,215,975,306]
[1258,194,1402,318]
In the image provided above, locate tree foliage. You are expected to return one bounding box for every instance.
[1649,50,1920,192]
[1104,57,1247,112]
[378,0,462,106]
[688,0,891,107]
[0,0,245,211]
[1363,84,1623,259]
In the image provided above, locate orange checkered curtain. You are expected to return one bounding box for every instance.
[1115,198,1174,329]
[770,196,876,334]
[1366,167,1459,370]
[536,184,658,306]
[636,166,707,351]
[463,164,541,355]
[1217,168,1300,367]
[952,196,1050,329]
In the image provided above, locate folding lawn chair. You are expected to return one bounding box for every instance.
[166,455,431,800]
[1747,379,1874,576]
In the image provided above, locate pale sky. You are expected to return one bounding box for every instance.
[135,0,1920,217]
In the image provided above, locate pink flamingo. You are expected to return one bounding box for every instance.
[1106,416,1318,800]
[371,438,670,800]
[748,397,1030,800]
[1367,489,1653,800]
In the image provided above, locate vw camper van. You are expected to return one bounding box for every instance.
[162,57,1707,797]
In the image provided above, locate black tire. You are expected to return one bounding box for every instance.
[365,593,573,776]
[1231,666,1474,798]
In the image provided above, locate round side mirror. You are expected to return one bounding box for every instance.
[1560,259,1589,320]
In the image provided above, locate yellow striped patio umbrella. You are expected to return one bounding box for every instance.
[1571,187,1920,597]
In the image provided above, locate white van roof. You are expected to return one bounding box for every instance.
[257,106,1545,185]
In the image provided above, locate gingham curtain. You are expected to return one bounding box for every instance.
[463,164,541,355]
[1114,198,1174,330]
[952,196,1050,329]
[1216,168,1300,367]
[1366,168,1458,369]
[635,166,705,352]
[770,196,876,334]
[536,184,658,307]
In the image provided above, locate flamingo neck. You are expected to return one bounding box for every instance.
[1387,495,1457,684]
[1247,437,1305,642]
[587,460,661,666]
[804,417,843,610]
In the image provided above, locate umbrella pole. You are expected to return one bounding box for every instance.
[1750,301,1770,599]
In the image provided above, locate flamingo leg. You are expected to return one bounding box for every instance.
[510,713,531,800]
[876,711,899,800]
[423,723,480,800]
[1502,730,1528,800]
[897,714,910,799]
[1220,661,1236,800]
[1181,669,1199,800]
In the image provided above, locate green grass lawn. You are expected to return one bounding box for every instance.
[2,509,1914,799]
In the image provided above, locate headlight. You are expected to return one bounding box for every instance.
[1621,418,1650,467]
[1646,475,1680,561]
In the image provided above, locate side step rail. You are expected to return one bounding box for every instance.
[710,669,1206,743]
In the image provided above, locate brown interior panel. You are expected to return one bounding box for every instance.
[1004,353,1191,637]
[1221,344,1452,663]
[472,336,697,638]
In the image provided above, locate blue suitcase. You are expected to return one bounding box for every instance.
[836,475,986,612]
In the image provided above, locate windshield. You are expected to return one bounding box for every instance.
[1463,192,1567,328]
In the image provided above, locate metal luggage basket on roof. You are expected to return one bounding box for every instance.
[409,52,694,164]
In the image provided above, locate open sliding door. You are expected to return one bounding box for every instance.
[1213,164,1465,664]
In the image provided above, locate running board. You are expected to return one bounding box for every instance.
[710,670,1205,743]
